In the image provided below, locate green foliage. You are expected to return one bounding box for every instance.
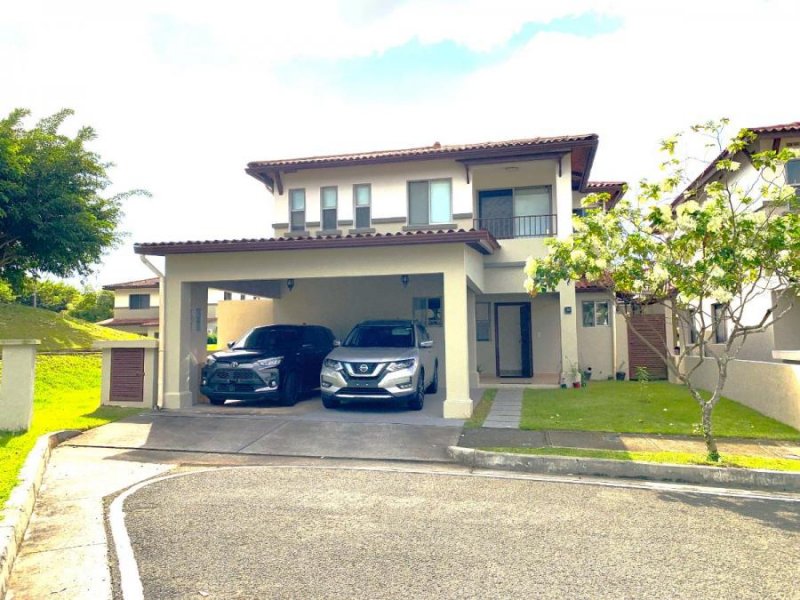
[0,108,146,283]
[0,355,142,507]
[464,388,498,429]
[524,120,800,458]
[18,277,81,312]
[0,303,141,350]
[207,332,218,345]
[519,381,799,440]
[0,279,15,303]
[67,288,114,322]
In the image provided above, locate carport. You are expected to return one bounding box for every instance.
[134,230,499,418]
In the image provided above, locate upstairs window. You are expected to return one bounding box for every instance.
[129,294,151,310]
[223,291,232,300]
[354,183,371,228]
[321,186,338,230]
[408,179,452,226]
[289,189,306,232]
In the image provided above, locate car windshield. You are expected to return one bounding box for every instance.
[344,325,415,348]
[232,327,300,351]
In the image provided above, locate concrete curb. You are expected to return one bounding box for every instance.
[0,429,81,599]
[448,446,800,493]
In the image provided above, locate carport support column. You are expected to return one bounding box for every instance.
[443,270,473,418]
[162,278,208,409]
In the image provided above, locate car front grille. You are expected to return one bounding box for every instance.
[210,368,262,384]
[344,362,385,378]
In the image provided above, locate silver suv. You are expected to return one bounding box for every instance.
[320,320,439,410]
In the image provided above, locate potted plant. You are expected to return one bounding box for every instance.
[559,372,568,389]
[615,361,627,381]
[581,366,592,387]
[570,362,582,388]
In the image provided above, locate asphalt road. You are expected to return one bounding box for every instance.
[118,466,800,599]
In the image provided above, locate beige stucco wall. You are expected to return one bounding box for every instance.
[216,299,274,346]
[685,356,800,430]
[773,292,800,351]
[474,293,561,378]
[272,153,570,239]
[273,159,473,235]
[0,340,40,431]
[576,291,615,380]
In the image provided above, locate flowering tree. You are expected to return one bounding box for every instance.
[524,121,800,460]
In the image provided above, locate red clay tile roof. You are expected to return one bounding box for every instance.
[749,121,800,134]
[247,134,598,170]
[575,274,614,292]
[102,277,160,291]
[134,229,500,256]
[585,181,626,207]
[673,120,800,206]
[97,317,160,327]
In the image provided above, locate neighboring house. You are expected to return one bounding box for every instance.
[135,134,640,417]
[672,121,800,363]
[99,277,268,339]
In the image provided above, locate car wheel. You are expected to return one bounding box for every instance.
[279,372,299,406]
[426,363,439,394]
[322,395,340,409]
[408,370,425,411]
[208,396,226,406]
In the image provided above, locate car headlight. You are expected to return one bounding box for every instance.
[205,356,216,367]
[323,359,344,371]
[386,358,415,372]
[254,356,283,370]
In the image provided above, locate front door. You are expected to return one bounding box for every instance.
[494,303,533,378]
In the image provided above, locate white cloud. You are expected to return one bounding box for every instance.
[1,0,798,287]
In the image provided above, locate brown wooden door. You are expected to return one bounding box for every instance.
[627,314,668,380]
[110,348,145,402]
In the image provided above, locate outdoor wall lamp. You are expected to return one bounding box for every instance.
[287,278,295,292]
[401,274,409,288]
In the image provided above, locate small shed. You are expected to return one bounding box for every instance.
[94,339,159,408]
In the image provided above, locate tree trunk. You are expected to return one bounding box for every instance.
[701,401,720,462]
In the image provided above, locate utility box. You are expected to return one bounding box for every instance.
[94,340,159,408]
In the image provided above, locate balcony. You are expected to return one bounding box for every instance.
[473,214,557,239]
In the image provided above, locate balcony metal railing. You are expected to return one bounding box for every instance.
[472,214,557,239]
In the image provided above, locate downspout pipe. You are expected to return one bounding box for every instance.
[140,255,166,410]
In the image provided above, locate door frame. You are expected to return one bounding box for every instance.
[494,302,533,378]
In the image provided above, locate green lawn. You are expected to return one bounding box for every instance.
[484,446,800,473]
[464,389,497,429]
[0,355,142,508]
[521,380,799,440]
[0,303,142,351]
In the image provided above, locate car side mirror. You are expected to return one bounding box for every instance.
[333,340,341,347]
[227,340,235,349]
[420,340,434,348]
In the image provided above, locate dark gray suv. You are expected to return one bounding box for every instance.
[320,320,439,410]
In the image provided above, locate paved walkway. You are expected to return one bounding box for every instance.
[482,388,523,428]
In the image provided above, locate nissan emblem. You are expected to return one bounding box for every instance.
[359,364,369,373]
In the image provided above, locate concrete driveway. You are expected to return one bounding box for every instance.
[68,390,465,462]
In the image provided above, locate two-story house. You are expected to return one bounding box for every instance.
[99,277,271,343]
[672,121,800,364]
[134,134,626,417]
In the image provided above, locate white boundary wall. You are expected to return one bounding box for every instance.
[685,356,800,430]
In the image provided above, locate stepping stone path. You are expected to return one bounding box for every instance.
[482,388,523,429]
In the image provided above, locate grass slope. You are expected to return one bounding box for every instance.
[521,380,799,440]
[0,303,141,351]
[0,355,142,507]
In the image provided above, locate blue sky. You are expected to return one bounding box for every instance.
[0,0,797,285]
[278,13,623,100]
